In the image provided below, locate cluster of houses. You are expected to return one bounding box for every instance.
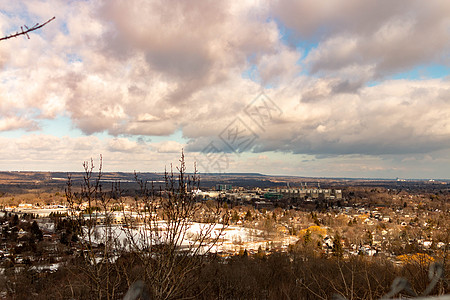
[1,185,448,264]
[195,186,343,210]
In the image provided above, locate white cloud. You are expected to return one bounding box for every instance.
[107,138,145,153]
[151,141,185,153]
[0,116,38,132]
[1,0,450,177]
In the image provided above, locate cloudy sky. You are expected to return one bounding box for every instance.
[0,0,449,179]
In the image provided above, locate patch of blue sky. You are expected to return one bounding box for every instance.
[61,22,69,35]
[241,65,279,89]
[1,75,17,84]
[0,10,17,20]
[1,3,28,21]
[389,64,449,80]
[8,115,189,146]
[2,6,55,39]
[241,64,259,82]
[3,115,108,140]
[272,17,319,79]
[241,18,318,84]
[0,128,30,139]
[67,53,82,63]
[241,60,275,88]
[367,64,449,87]
[366,80,381,87]
[271,17,319,58]
[40,115,83,138]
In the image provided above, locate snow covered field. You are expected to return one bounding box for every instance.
[85,222,298,254]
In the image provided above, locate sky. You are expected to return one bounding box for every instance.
[0,0,449,179]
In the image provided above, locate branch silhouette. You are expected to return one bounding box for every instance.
[0,17,55,41]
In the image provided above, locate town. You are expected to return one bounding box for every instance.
[0,170,448,298]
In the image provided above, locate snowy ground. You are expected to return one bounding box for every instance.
[83,222,298,254]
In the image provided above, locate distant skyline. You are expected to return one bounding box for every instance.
[1,0,450,179]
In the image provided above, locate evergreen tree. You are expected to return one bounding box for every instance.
[30,221,43,241]
[332,233,343,258]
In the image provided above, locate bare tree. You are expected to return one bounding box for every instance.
[120,150,229,299]
[63,152,229,299]
[65,156,122,300]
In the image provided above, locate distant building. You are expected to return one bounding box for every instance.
[263,192,283,200]
[216,184,232,191]
[279,188,342,200]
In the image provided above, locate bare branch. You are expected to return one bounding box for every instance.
[0,17,55,41]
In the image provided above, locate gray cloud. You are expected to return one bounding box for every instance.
[274,0,450,82]
[184,78,450,156]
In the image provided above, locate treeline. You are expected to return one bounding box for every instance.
[3,251,449,299]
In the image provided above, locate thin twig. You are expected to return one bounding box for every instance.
[0,17,55,41]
